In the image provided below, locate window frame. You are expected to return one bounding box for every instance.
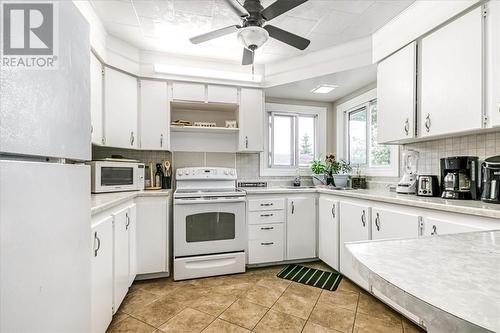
[261,103,327,177]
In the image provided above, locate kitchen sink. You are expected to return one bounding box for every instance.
[279,186,317,189]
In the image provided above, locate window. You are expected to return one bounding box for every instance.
[261,103,327,176]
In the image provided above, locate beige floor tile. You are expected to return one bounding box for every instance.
[309,302,355,333]
[337,278,362,294]
[301,261,333,272]
[202,319,250,333]
[158,308,215,333]
[253,310,305,333]
[403,319,426,333]
[137,279,180,297]
[109,311,129,327]
[162,285,211,305]
[128,297,187,327]
[219,299,268,330]
[210,281,253,297]
[256,275,291,293]
[106,315,156,333]
[353,313,403,333]
[318,289,359,312]
[119,289,161,314]
[271,283,320,319]
[189,292,238,316]
[243,284,283,308]
[302,321,342,333]
[357,293,402,325]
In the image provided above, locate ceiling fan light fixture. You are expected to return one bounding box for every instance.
[237,26,269,50]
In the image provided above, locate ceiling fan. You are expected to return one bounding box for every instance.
[189,0,311,65]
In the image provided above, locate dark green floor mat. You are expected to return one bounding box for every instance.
[277,264,343,291]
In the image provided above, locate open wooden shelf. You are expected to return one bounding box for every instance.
[170,126,239,134]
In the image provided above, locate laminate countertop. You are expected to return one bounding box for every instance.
[91,190,171,216]
[346,230,500,333]
[241,186,500,219]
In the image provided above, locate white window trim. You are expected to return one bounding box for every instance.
[261,103,327,177]
[336,88,399,177]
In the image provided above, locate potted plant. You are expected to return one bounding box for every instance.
[310,159,326,186]
[325,154,352,187]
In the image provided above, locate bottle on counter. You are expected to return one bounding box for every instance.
[155,163,164,188]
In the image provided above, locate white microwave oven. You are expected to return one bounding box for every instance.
[89,161,145,193]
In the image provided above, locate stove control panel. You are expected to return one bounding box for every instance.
[176,167,237,180]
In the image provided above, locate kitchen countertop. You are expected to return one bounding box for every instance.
[91,190,171,216]
[346,230,500,333]
[240,186,500,219]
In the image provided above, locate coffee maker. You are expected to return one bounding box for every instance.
[440,156,479,200]
[481,155,500,203]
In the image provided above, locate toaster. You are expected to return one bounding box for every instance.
[416,175,440,197]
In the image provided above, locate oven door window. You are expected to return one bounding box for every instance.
[101,167,134,186]
[185,212,235,242]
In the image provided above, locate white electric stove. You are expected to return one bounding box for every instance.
[173,167,246,280]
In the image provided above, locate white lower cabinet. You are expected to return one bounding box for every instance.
[91,216,113,333]
[339,202,370,290]
[112,207,130,312]
[127,204,137,286]
[248,224,284,264]
[423,217,486,236]
[286,196,317,260]
[318,196,339,270]
[371,207,420,240]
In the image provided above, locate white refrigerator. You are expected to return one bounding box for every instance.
[0,2,92,332]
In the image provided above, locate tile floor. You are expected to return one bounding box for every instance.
[107,262,426,333]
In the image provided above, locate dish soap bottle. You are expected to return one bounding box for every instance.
[155,163,164,188]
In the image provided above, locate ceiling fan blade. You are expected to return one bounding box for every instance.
[261,0,308,21]
[242,47,254,65]
[223,0,249,18]
[189,25,241,44]
[264,25,310,50]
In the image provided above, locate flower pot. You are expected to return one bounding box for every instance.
[333,174,350,188]
[312,174,326,186]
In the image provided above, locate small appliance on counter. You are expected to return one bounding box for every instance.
[89,160,145,193]
[440,156,479,200]
[481,155,500,203]
[416,175,440,197]
[397,149,419,194]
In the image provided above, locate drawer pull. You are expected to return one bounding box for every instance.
[260,227,274,230]
[260,213,274,217]
[260,203,273,206]
[261,242,274,246]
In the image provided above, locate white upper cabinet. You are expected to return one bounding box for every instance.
[419,7,483,138]
[90,53,104,146]
[286,196,316,260]
[104,67,138,149]
[318,197,339,270]
[140,80,170,150]
[239,88,264,152]
[371,207,420,240]
[377,42,417,144]
[207,85,238,104]
[486,1,500,128]
[172,82,205,102]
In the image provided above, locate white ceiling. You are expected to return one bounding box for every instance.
[265,64,376,102]
[90,0,414,64]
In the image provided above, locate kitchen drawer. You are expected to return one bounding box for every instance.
[248,198,285,211]
[248,238,284,264]
[248,223,284,241]
[248,210,285,225]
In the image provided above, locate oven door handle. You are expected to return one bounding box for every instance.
[174,197,246,204]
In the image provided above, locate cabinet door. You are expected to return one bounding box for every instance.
[239,88,264,152]
[207,85,238,104]
[377,42,416,143]
[136,197,168,275]
[104,67,138,148]
[423,217,486,236]
[339,202,370,290]
[91,216,113,333]
[140,80,169,150]
[127,204,137,286]
[371,208,420,240]
[90,53,104,145]
[487,0,500,128]
[112,207,129,311]
[172,82,205,102]
[420,7,483,138]
[318,197,339,270]
[286,196,316,260]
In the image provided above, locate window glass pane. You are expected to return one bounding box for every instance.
[369,101,391,166]
[273,115,293,166]
[298,116,315,166]
[348,108,367,165]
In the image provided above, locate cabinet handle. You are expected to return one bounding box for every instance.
[431,225,438,235]
[260,203,273,207]
[125,213,130,230]
[160,134,163,147]
[331,204,335,218]
[361,210,366,227]
[261,226,274,230]
[261,242,274,246]
[93,231,101,257]
[130,131,135,146]
[375,212,381,231]
[404,118,409,136]
[291,201,295,214]
[425,114,431,133]
[260,213,274,217]
[245,136,249,149]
